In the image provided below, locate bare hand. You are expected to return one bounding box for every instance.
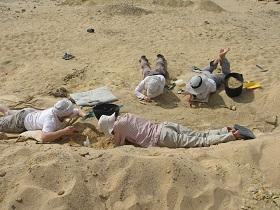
[186,94,193,107]
[63,126,78,135]
[144,96,151,102]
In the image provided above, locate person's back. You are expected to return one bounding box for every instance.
[101,113,162,147]
[186,74,216,101]
[24,108,63,132]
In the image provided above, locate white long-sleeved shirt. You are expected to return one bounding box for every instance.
[135,75,166,99]
[195,76,216,100]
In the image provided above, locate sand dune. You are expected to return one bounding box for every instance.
[0,0,280,209]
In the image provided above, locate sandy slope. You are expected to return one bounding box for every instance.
[0,0,280,209]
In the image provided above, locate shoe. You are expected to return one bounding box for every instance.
[157,54,164,59]
[139,56,150,68]
[139,55,148,63]
[234,124,256,140]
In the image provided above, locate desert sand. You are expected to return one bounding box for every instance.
[0,0,280,209]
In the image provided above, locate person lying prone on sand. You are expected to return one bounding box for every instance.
[135,54,167,102]
[0,99,86,142]
[185,48,231,105]
[98,112,242,148]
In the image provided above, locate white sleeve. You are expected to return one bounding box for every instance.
[42,118,58,133]
[135,79,146,100]
[207,79,217,93]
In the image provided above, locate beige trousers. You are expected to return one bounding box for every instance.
[158,122,235,148]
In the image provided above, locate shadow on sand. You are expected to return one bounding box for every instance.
[154,89,180,109]
[190,88,255,109]
[230,89,255,104]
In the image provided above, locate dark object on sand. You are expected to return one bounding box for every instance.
[92,103,120,120]
[256,64,268,72]
[225,73,244,97]
[63,53,75,60]
[234,124,256,140]
[166,83,176,90]
[87,28,95,33]
[192,66,203,73]
[49,87,68,97]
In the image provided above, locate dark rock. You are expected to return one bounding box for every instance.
[58,190,65,195]
[0,171,6,177]
[87,28,95,33]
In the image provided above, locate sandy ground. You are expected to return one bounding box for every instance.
[0,0,280,209]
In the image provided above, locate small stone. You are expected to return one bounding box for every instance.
[87,28,95,33]
[0,171,6,177]
[16,198,23,203]
[21,9,26,13]
[57,190,65,195]
[11,205,16,210]
[80,152,89,157]
[204,20,210,24]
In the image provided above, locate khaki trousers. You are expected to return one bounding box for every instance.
[158,122,235,148]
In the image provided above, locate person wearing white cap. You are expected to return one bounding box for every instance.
[135,75,165,101]
[185,48,231,104]
[98,112,243,148]
[0,98,86,142]
[135,54,167,102]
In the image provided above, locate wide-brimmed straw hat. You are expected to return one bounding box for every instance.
[186,75,207,95]
[97,112,116,136]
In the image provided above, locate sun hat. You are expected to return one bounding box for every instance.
[53,98,74,118]
[98,112,116,136]
[145,76,163,98]
[186,75,207,95]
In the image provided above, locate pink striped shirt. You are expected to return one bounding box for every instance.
[113,113,162,147]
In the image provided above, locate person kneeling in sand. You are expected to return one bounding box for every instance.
[135,54,167,102]
[98,112,242,148]
[0,99,86,142]
[185,48,231,105]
